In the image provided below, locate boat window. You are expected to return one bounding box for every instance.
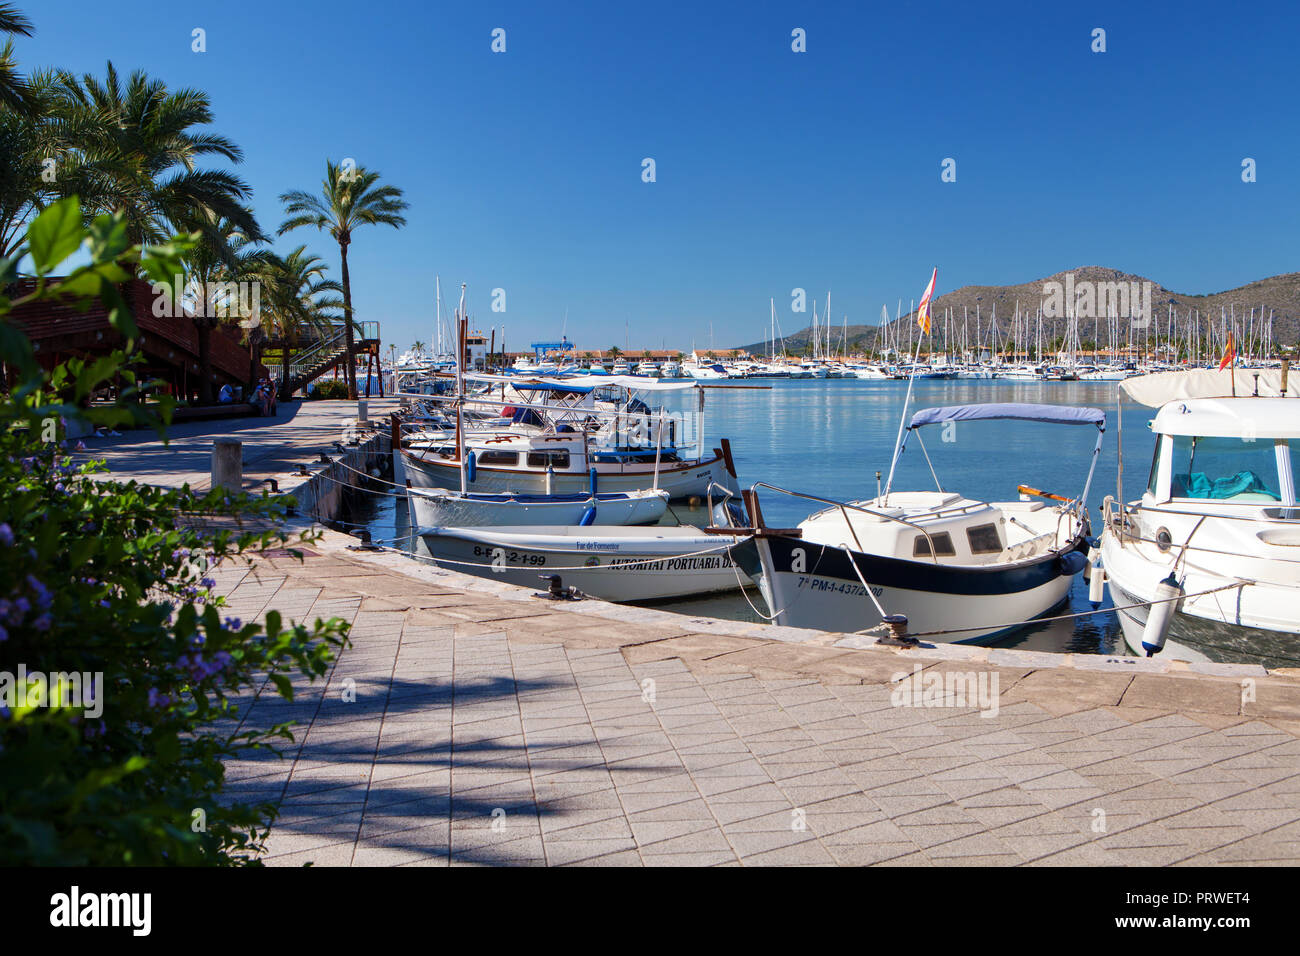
[913,532,956,557]
[477,451,519,466]
[1169,435,1280,501]
[526,451,571,469]
[966,523,1002,554]
[1146,438,1163,497]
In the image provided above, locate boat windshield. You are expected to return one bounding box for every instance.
[1170,435,1284,502]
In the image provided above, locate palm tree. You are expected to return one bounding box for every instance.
[44,62,259,248]
[180,212,267,404]
[249,246,343,401]
[0,69,49,257]
[279,160,407,399]
[0,4,34,116]
[410,340,425,361]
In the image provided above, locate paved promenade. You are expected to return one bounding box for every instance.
[213,528,1300,867]
[76,397,398,492]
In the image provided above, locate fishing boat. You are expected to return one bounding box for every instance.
[717,403,1104,641]
[402,430,736,499]
[408,485,669,529]
[418,525,750,601]
[1098,368,1300,667]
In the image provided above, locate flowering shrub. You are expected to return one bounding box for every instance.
[0,200,350,864]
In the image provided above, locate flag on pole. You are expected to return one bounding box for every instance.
[1218,330,1235,371]
[917,268,937,335]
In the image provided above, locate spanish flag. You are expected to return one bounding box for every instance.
[917,268,937,335]
[1218,330,1235,371]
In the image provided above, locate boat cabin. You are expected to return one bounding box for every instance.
[1143,398,1299,508]
[801,492,1062,567]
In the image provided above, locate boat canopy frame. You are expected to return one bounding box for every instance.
[886,402,1107,513]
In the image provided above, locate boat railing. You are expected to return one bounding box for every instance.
[744,482,944,564]
[1103,495,1300,566]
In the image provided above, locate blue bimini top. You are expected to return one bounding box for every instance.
[907,403,1105,431]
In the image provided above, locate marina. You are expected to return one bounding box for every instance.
[6,0,1300,901]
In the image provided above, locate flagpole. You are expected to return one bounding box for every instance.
[884,268,937,502]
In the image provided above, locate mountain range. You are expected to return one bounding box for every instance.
[732,267,1300,354]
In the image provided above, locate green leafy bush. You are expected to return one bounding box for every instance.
[0,199,350,864]
[310,378,349,400]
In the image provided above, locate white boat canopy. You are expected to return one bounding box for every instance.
[1121,368,1298,408]
[1150,397,1300,440]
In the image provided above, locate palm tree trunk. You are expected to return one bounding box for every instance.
[196,320,214,404]
[339,240,358,401]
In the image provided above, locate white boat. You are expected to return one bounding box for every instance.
[852,365,890,380]
[1099,369,1300,667]
[721,403,1104,641]
[403,431,735,500]
[408,486,669,529]
[418,525,751,601]
[685,362,728,380]
[634,361,660,377]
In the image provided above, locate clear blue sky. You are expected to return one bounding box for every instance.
[15,0,1300,352]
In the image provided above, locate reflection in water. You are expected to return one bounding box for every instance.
[337,379,1149,655]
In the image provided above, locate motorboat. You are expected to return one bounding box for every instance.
[418,524,751,601]
[1099,368,1300,667]
[717,403,1104,641]
[408,485,669,529]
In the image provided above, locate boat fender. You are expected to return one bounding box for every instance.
[578,506,597,526]
[1141,572,1184,657]
[1056,550,1088,576]
[589,468,598,495]
[1087,551,1105,606]
[466,451,477,484]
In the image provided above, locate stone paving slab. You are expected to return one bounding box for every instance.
[204,526,1300,867]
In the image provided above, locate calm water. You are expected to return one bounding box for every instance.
[337,378,1159,655]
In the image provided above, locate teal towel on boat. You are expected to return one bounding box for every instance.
[1176,470,1275,499]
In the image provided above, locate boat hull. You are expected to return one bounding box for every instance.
[1102,533,1300,668]
[735,534,1082,642]
[418,526,750,601]
[402,448,731,500]
[408,488,668,528]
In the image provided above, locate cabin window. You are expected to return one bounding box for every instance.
[913,532,955,558]
[966,523,1002,554]
[1146,439,1163,497]
[526,451,571,469]
[1169,435,1280,501]
[477,451,518,466]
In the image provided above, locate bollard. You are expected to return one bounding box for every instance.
[211,438,242,493]
[358,399,369,426]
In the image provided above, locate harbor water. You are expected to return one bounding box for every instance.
[336,378,1161,656]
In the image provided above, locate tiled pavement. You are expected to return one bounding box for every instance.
[210,531,1300,867]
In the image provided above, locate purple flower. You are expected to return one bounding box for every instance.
[0,524,11,547]
[75,441,86,452]
[99,599,111,608]
[223,617,242,631]
[31,613,51,631]
[201,577,216,589]
[147,688,171,710]
[0,625,7,643]
[26,575,52,610]
[13,597,30,616]
[53,483,64,493]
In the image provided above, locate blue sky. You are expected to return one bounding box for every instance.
[14,0,1299,352]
